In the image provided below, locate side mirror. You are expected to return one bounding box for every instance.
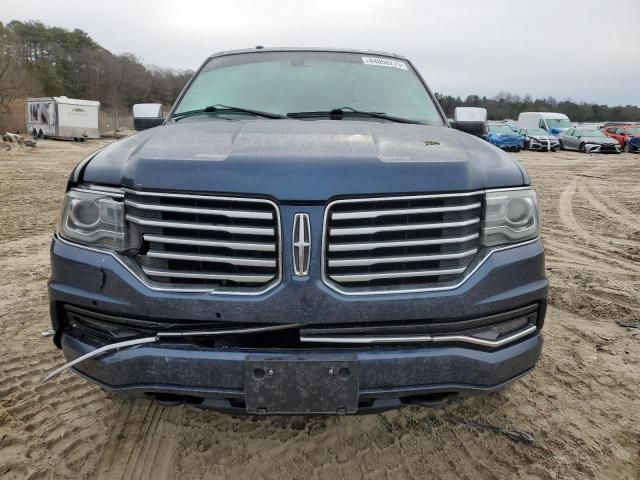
[133,103,165,131]
[450,107,487,137]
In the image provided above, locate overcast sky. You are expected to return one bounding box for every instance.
[3,0,639,106]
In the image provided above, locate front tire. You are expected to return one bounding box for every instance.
[558,140,564,150]
[579,143,586,153]
[624,142,632,153]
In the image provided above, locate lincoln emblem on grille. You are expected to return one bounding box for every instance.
[292,213,311,276]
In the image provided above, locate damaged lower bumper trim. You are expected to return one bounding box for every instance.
[57,332,543,414]
[42,322,301,383]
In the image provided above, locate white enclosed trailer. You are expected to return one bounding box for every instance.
[27,96,100,140]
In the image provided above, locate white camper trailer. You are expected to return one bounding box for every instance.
[27,97,100,140]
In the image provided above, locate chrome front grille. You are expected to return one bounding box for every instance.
[323,192,483,293]
[124,190,280,293]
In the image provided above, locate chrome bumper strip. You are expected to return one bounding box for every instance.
[299,325,538,347]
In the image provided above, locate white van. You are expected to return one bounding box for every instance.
[518,112,571,135]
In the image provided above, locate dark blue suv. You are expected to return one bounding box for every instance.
[47,48,547,415]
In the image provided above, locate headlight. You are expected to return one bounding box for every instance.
[58,188,125,250]
[482,188,539,246]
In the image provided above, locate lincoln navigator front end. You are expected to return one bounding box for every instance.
[47,48,548,415]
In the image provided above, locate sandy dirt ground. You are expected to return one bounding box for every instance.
[0,139,639,479]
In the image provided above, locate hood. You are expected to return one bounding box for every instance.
[80,119,527,201]
[492,132,520,139]
[583,136,618,144]
[488,132,522,146]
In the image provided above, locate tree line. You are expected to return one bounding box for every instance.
[1,20,638,130]
[0,20,192,122]
[435,91,640,123]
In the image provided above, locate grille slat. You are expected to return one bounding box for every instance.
[124,199,273,220]
[126,190,280,292]
[328,233,480,252]
[332,267,468,283]
[146,250,277,267]
[141,267,274,283]
[143,234,276,252]
[324,192,483,293]
[328,248,477,267]
[330,217,479,236]
[331,202,482,220]
[126,214,275,236]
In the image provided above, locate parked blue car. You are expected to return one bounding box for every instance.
[626,134,640,153]
[485,124,525,151]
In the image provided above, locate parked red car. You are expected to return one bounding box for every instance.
[602,124,640,151]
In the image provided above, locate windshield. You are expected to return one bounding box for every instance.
[173,51,444,125]
[546,118,571,129]
[525,128,548,136]
[489,125,515,134]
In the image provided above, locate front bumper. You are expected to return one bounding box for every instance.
[48,235,548,413]
[527,139,559,151]
[585,143,621,154]
[494,141,522,151]
[60,332,543,413]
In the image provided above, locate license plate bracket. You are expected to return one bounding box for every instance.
[244,355,358,415]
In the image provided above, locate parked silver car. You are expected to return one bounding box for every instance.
[559,128,621,154]
[518,128,560,151]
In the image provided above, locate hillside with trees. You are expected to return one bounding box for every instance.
[0,20,192,131]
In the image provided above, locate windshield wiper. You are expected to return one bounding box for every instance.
[287,107,422,124]
[171,104,286,120]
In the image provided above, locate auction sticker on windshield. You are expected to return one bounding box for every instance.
[362,57,408,70]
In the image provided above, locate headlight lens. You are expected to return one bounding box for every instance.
[58,189,125,250]
[482,188,539,246]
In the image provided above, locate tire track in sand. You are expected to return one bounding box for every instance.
[579,183,640,235]
[1,353,111,477]
[93,401,182,480]
[558,178,639,255]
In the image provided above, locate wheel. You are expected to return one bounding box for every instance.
[624,142,632,153]
[551,147,559,152]
[38,129,44,139]
[579,143,586,153]
[32,129,38,139]
[558,140,564,150]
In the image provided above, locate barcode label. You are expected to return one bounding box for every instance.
[362,57,408,70]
